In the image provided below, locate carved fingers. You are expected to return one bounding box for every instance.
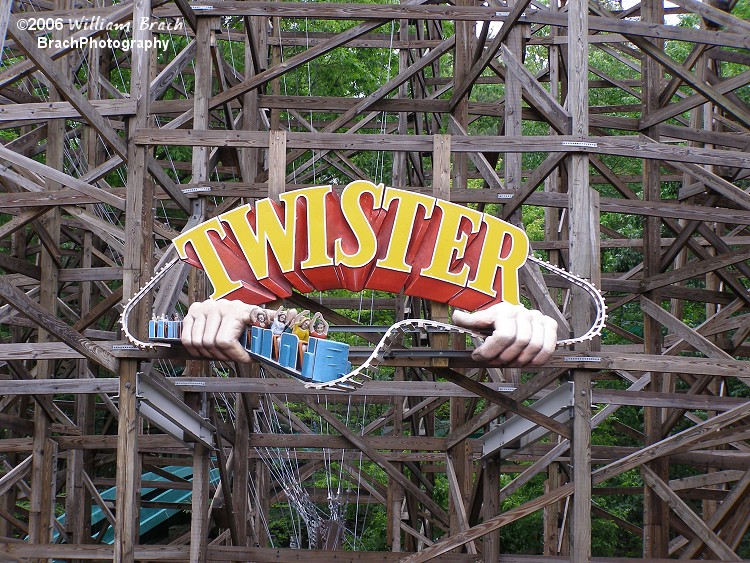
[181,299,261,363]
[452,302,558,366]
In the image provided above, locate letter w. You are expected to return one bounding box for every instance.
[219,200,295,280]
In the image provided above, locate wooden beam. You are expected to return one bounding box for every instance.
[642,246,750,292]
[0,276,118,372]
[640,466,740,561]
[166,17,392,129]
[499,45,571,134]
[433,368,572,440]
[402,399,750,561]
[133,130,750,168]
[0,145,125,210]
[294,394,450,529]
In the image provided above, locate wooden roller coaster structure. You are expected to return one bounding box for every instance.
[0,0,748,561]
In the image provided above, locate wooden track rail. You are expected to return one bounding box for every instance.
[0,0,748,561]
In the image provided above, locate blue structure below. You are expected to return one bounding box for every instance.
[54,466,219,547]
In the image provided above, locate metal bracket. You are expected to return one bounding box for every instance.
[136,372,215,449]
[561,141,598,148]
[481,382,574,459]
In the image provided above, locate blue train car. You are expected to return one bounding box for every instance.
[148,318,351,384]
[149,317,182,341]
[244,327,351,384]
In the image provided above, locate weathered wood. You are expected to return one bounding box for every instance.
[0,145,125,209]
[640,69,750,129]
[643,246,750,292]
[0,276,118,372]
[166,17,390,130]
[133,130,750,169]
[8,18,190,213]
[433,368,571,439]
[2,2,750,560]
[294,394,451,529]
[500,45,570,134]
[0,99,136,122]
[445,454,477,554]
[0,542,485,561]
[591,389,746,411]
[640,466,741,561]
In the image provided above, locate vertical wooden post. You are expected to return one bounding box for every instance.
[254,442,270,548]
[387,471,403,551]
[452,3,470,192]
[567,0,594,559]
[116,0,154,560]
[391,18,409,189]
[232,380,250,551]
[641,0,668,557]
[115,357,140,563]
[29,1,67,557]
[482,459,500,562]
[70,10,105,555]
[452,5,470,442]
[268,130,287,198]
[503,1,526,388]
[504,0,523,196]
[239,16,262,183]
[433,134,465,549]
[190,435,210,563]
[389,17,409,550]
[544,462,562,555]
[269,16,282,131]
[545,0,562,278]
[185,15,214,562]
[247,129,288,550]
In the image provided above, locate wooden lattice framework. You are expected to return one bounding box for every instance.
[0,0,748,561]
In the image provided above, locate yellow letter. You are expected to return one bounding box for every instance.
[334,180,384,268]
[220,199,295,279]
[376,188,436,273]
[420,201,482,286]
[172,217,242,299]
[282,186,334,269]
[467,215,528,304]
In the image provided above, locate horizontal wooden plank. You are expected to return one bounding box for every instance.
[104,341,750,377]
[0,98,135,122]
[57,267,123,282]
[0,378,118,395]
[0,188,106,207]
[153,3,527,21]
[591,389,747,410]
[0,377,505,398]
[249,433,448,451]
[0,342,84,360]
[133,130,750,169]
[0,434,182,453]
[0,543,483,562]
[4,375,746,410]
[1,340,745,380]
[152,3,750,48]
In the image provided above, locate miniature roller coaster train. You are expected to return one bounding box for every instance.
[122,181,607,390]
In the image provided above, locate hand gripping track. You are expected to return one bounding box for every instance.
[304,258,607,392]
[121,256,607,392]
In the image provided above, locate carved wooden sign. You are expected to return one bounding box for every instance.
[172,181,529,310]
